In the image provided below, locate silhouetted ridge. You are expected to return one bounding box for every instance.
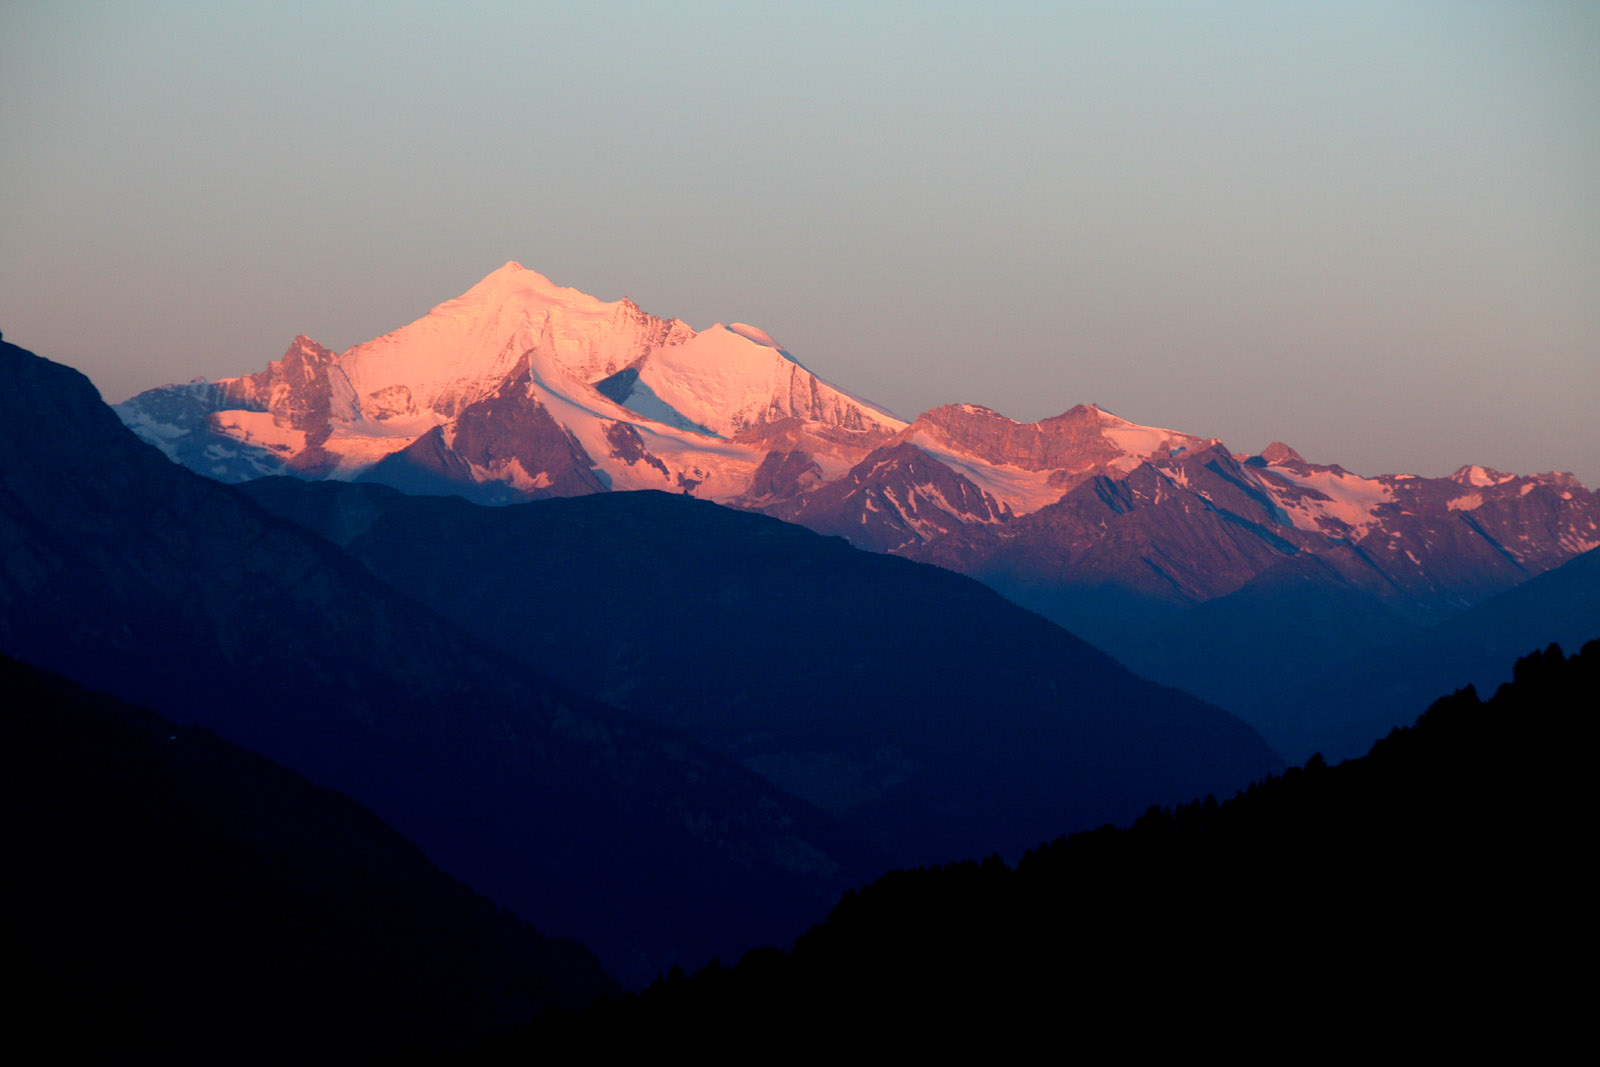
[471,640,1593,1055]
[2,653,617,1065]
[240,477,1283,867]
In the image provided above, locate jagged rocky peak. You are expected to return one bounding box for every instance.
[915,403,1008,432]
[1257,441,1305,467]
[283,333,334,358]
[1048,402,1105,423]
[907,400,1207,476]
[1535,471,1586,491]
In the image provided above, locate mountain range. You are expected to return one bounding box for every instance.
[8,253,1595,1056]
[2,331,1281,990]
[116,263,1600,751]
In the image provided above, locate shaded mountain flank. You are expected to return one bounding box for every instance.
[461,640,1594,1058]
[1252,544,1600,761]
[239,478,1283,868]
[3,653,616,1065]
[0,337,880,987]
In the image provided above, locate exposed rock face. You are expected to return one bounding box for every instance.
[221,334,349,430]
[362,355,607,502]
[114,335,353,481]
[774,442,1014,554]
[736,449,827,509]
[910,402,1205,487]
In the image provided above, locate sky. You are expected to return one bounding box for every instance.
[3,1,1596,485]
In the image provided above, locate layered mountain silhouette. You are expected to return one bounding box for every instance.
[4,653,616,1064]
[116,264,1600,756]
[10,240,1592,1053]
[1,336,881,987]
[1256,544,1600,760]
[4,333,1296,994]
[478,640,1594,1056]
[238,478,1283,867]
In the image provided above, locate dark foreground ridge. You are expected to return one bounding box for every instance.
[457,640,1594,1057]
[2,653,616,1065]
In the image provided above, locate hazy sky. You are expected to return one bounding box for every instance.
[3,1,1596,484]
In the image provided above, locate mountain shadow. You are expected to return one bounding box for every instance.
[466,639,1593,1057]
[240,478,1284,868]
[1251,544,1600,761]
[3,653,617,1065]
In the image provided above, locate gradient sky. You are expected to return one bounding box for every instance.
[3,1,1596,484]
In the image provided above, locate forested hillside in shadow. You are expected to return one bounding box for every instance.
[3,654,616,1065]
[455,639,1593,1058]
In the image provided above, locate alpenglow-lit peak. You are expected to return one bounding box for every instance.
[337,262,682,423]
[1451,464,1517,488]
[630,323,906,440]
[447,260,611,315]
[1258,441,1306,467]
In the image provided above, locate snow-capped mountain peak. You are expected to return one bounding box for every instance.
[115,263,901,497]
[113,261,1598,602]
[1451,464,1517,488]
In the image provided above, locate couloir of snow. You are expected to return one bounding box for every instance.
[115,405,191,460]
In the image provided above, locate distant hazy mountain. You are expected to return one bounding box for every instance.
[113,264,1598,758]
[240,478,1283,867]
[1251,545,1600,761]
[1,335,878,988]
[4,653,617,1064]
